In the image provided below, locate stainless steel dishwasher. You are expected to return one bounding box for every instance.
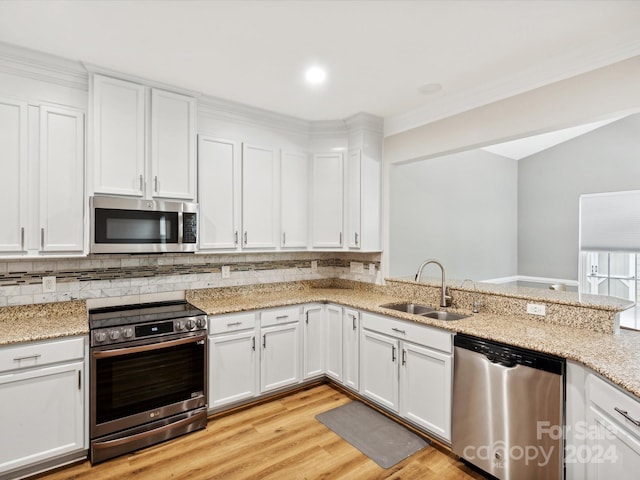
[452,334,565,480]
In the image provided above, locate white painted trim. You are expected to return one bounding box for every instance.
[0,41,87,90]
[481,275,579,287]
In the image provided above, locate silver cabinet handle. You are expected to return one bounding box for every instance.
[154,175,158,193]
[615,407,640,427]
[282,232,286,246]
[305,311,309,324]
[391,345,396,362]
[252,336,255,351]
[355,232,359,246]
[244,231,248,245]
[226,322,242,327]
[13,354,41,362]
[262,334,266,348]
[402,349,407,366]
[339,231,343,245]
[276,315,289,321]
[352,315,357,331]
[392,327,406,335]
[20,227,24,249]
[234,231,238,245]
[40,228,44,249]
[78,371,82,390]
[139,174,144,191]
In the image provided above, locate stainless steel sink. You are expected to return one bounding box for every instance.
[422,311,468,321]
[380,302,436,315]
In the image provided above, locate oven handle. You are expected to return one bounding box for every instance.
[93,333,206,359]
[92,412,200,450]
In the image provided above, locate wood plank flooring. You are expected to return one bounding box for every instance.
[37,384,486,480]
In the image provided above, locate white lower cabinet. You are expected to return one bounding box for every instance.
[325,304,343,382]
[208,312,257,409]
[0,337,86,477]
[259,307,301,393]
[342,307,360,390]
[360,312,453,442]
[303,304,325,379]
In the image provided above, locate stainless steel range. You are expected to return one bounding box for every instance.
[89,300,208,464]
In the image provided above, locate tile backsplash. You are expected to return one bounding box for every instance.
[0,251,382,306]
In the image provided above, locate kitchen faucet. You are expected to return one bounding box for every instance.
[415,259,452,308]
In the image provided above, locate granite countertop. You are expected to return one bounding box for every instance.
[188,286,640,399]
[1,284,639,401]
[0,301,88,346]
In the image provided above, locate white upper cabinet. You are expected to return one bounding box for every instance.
[347,127,382,251]
[150,89,196,199]
[92,74,145,197]
[0,98,28,253]
[198,136,241,250]
[39,106,84,252]
[280,150,309,248]
[91,74,196,200]
[312,152,344,248]
[242,143,278,249]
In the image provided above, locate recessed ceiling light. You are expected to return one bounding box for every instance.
[418,83,443,95]
[305,66,327,85]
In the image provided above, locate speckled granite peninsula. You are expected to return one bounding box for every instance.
[186,278,640,398]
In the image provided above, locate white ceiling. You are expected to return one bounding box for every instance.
[0,0,639,135]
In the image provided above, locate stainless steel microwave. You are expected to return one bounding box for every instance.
[90,196,198,254]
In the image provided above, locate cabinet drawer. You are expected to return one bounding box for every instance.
[260,307,300,327]
[588,373,640,434]
[362,312,452,353]
[0,336,85,373]
[209,312,256,334]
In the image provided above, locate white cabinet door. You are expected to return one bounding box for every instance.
[198,136,241,250]
[325,304,343,382]
[39,106,84,252]
[347,149,361,248]
[260,322,300,393]
[0,361,84,475]
[343,308,360,390]
[400,341,452,441]
[92,74,146,196]
[586,407,640,479]
[209,330,257,408]
[360,329,399,412]
[150,89,196,200]
[312,153,343,248]
[281,150,309,248]
[303,305,325,379]
[0,98,28,253]
[242,144,278,249]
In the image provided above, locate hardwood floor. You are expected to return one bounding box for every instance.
[37,384,486,480]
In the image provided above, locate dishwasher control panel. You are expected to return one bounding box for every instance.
[454,333,564,374]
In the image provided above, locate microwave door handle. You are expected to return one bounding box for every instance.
[178,212,184,244]
[92,333,206,359]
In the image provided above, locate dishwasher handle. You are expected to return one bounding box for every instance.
[486,354,517,368]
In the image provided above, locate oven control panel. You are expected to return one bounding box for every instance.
[92,316,207,346]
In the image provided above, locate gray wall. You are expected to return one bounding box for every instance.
[390,149,517,280]
[518,113,640,280]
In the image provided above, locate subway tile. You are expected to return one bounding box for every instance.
[8,294,34,305]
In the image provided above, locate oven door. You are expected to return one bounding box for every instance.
[91,332,207,439]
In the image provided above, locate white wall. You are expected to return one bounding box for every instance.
[389,149,517,280]
[383,55,640,278]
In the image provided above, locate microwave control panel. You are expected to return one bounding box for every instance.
[183,213,197,243]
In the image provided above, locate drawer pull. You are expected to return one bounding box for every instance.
[402,349,407,366]
[276,315,289,320]
[391,345,396,362]
[392,327,406,335]
[226,322,242,327]
[352,315,357,331]
[13,354,41,362]
[252,336,256,351]
[614,407,640,427]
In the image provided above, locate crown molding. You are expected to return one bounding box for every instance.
[384,36,640,137]
[0,41,88,90]
[198,94,311,138]
[344,112,384,135]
